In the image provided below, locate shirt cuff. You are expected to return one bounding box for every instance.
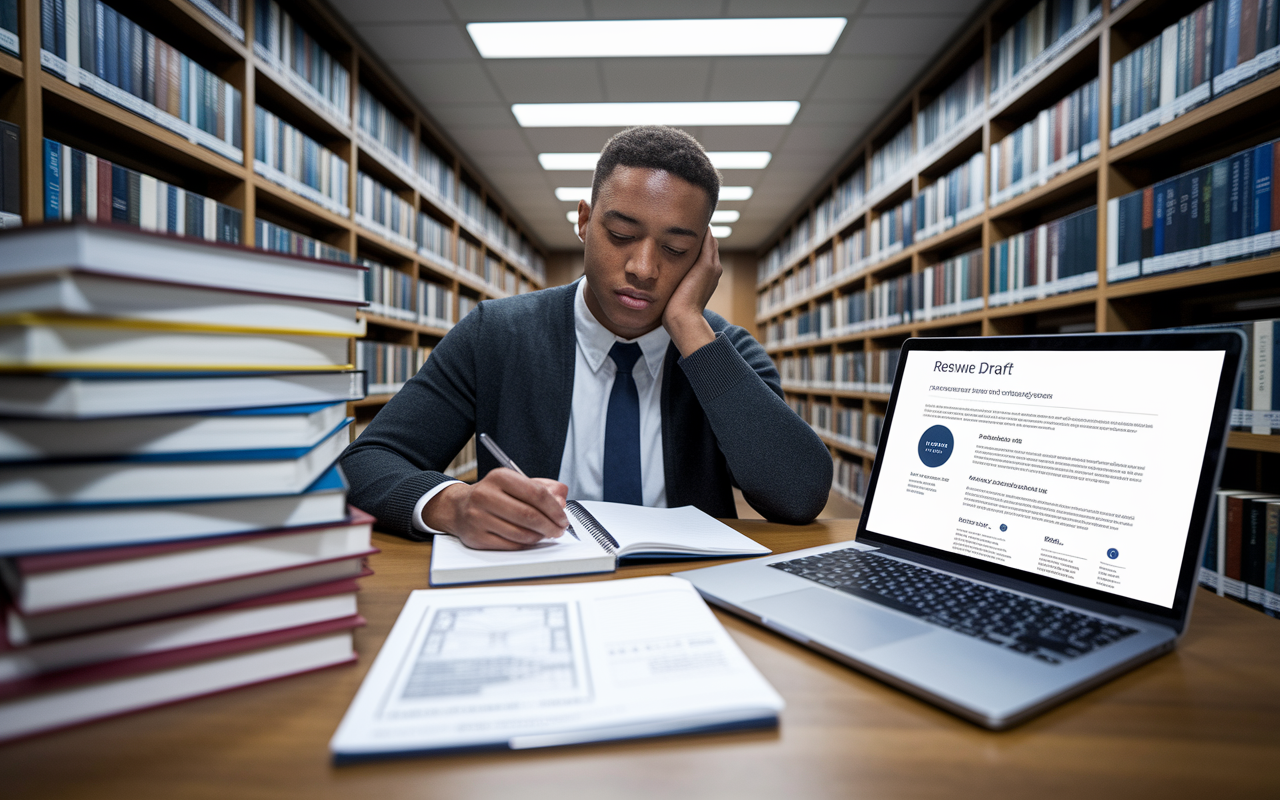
[411,480,464,534]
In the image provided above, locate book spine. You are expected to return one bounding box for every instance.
[1266,502,1280,593]
[1226,495,1244,580]
[1254,320,1274,434]
[0,121,17,215]
[43,138,60,220]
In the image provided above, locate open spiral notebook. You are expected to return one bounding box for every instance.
[428,501,771,586]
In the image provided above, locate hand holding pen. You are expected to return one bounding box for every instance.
[480,434,579,540]
[418,433,573,550]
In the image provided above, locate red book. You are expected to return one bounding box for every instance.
[1241,0,1259,63]
[0,616,363,744]
[96,157,112,221]
[1226,495,1245,580]
[1193,6,1206,87]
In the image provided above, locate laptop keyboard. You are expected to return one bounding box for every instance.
[769,549,1139,665]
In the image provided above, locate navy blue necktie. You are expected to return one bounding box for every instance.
[603,342,644,505]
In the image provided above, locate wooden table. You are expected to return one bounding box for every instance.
[5,520,1280,799]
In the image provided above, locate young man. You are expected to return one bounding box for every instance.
[340,126,832,550]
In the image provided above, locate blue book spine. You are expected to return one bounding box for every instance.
[43,139,60,220]
[110,163,127,221]
[103,5,117,87]
[40,0,54,52]
[1214,0,1228,77]
[94,0,104,78]
[1253,143,1272,238]
[119,17,131,95]
[180,55,189,123]
[1226,0,1242,70]
[53,0,65,58]
[166,184,178,232]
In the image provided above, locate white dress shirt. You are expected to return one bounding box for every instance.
[413,278,669,532]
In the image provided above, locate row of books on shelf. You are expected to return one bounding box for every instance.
[790,397,884,455]
[778,347,903,395]
[1,0,17,54]
[1107,138,1278,283]
[190,0,240,39]
[254,106,349,217]
[0,121,19,228]
[990,77,1100,207]
[253,0,350,123]
[990,0,1101,100]
[915,152,986,241]
[256,217,347,262]
[1110,0,1280,146]
[1200,490,1280,616]
[355,340,429,396]
[354,171,414,251]
[1226,318,1278,434]
[0,222,372,742]
[918,61,984,157]
[764,250,985,345]
[44,139,242,243]
[39,0,244,162]
[833,457,868,507]
[989,205,1098,307]
[870,125,913,197]
[359,258,456,330]
[758,164,866,281]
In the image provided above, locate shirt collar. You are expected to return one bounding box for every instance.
[574,278,670,379]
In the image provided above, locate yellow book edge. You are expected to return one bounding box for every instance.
[0,313,363,338]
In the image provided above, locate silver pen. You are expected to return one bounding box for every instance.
[478,433,579,540]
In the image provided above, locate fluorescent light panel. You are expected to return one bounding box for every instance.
[468,18,846,59]
[557,187,753,202]
[711,226,732,238]
[514,102,799,128]
[539,152,772,170]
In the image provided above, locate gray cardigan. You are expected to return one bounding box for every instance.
[339,281,832,537]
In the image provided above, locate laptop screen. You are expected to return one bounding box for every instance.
[864,346,1225,610]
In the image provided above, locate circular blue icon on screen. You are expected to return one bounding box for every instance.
[1107,548,1119,560]
[1000,524,1008,532]
[918,425,954,468]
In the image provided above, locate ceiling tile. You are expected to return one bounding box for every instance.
[354,24,475,62]
[837,15,967,57]
[398,62,503,104]
[794,100,881,125]
[447,0,590,21]
[781,125,862,153]
[705,56,826,101]
[811,56,924,101]
[725,0,868,15]
[691,126,789,151]
[328,0,453,24]
[862,0,984,15]
[769,149,846,170]
[521,128,621,152]
[485,60,606,103]
[450,127,528,154]
[426,103,513,127]
[600,59,712,102]
[590,0,725,17]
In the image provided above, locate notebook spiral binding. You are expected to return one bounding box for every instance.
[567,501,618,554]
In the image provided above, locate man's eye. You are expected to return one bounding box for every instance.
[665,247,688,256]
[607,230,634,241]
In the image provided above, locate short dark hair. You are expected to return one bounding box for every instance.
[591,126,721,218]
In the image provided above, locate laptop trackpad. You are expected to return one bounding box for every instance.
[753,588,934,651]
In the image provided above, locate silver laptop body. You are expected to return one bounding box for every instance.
[678,331,1245,729]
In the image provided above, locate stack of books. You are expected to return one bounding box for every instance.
[0,223,373,743]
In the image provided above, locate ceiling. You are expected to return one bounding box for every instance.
[325,0,987,253]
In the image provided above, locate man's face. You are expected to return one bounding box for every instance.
[578,166,710,340]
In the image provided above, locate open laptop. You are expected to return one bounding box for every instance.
[677,331,1244,729]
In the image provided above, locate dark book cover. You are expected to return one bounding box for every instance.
[129,18,143,100]
[1226,494,1245,580]
[1227,152,1243,244]
[53,0,65,59]
[78,0,94,73]
[110,162,127,221]
[0,0,17,35]
[1264,0,1278,51]
[185,192,201,237]
[70,147,85,218]
[1178,171,1196,255]
[1242,497,1279,590]
[1204,496,1218,571]
[166,183,178,232]
[1273,141,1280,233]
[103,5,117,88]
[1239,149,1254,246]
[126,169,140,226]
[118,13,131,95]
[1213,0,1228,77]
[1141,186,1155,258]
[0,120,18,215]
[94,0,104,78]
[1211,160,1230,249]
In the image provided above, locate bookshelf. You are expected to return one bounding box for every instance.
[0,0,546,479]
[755,0,1280,518]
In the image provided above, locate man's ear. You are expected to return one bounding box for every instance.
[576,200,591,244]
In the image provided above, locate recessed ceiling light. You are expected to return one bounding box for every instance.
[514,102,800,128]
[539,152,772,171]
[468,18,847,59]
[711,210,740,223]
[711,226,732,238]
[558,187,753,202]
[555,187,593,202]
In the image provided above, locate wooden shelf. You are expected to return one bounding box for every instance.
[349,393,397,408]
[987,158,1098,219]
[1105,255,1280,299]
[357,311,451,338]
[984,289,1098,320]
[252,178,352,230]
[253,58,353,143]
[1229,433,1280,455]
[0,49,21,80]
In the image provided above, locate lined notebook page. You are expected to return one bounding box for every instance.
[573,502,771,557]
